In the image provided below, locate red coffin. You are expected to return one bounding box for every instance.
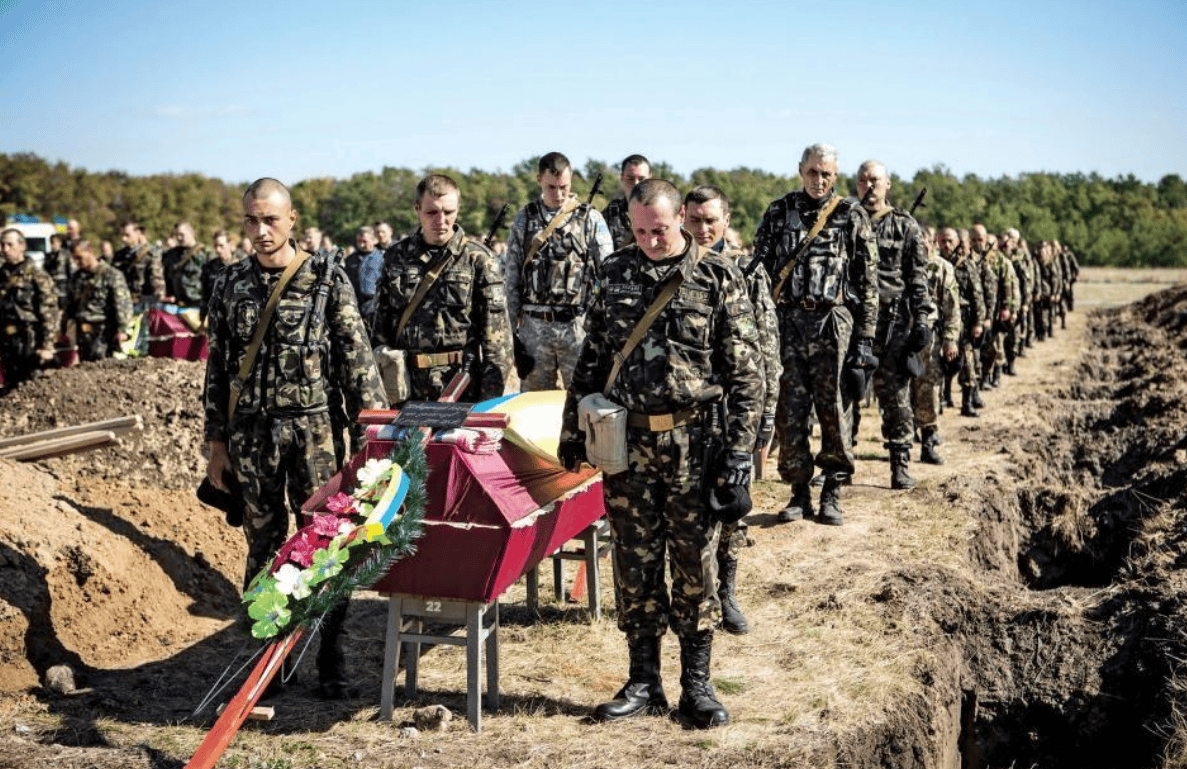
[303,438,604,604]
[147,308,208,361]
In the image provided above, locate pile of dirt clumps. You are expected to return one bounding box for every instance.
[0,357,208,490]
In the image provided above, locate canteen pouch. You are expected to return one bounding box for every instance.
[577,393,628,476]
[374,344,412,404]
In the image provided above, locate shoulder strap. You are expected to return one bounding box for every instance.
[394,240,464,339]
[522,195,582,278]
[771,194,843,302]
[227,250,310,422]
[603,245,702,394]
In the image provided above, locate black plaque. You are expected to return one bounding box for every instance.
[393,401,474,430]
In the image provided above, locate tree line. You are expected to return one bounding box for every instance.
[3,152,1186,267]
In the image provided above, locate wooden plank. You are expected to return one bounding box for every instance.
[0,431,118,461]
[0,415,142,450]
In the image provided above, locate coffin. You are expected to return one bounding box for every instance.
[146,307,207,361]
[302,391,604,604]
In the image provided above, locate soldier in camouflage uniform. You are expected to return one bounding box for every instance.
[44,233,75,309]
[199,230,245,321]
[205,178,386,699]
[1035,241,1062,341]
[937,228,985,417]
[65,240,134,362]
[853,161,935,490]
[1057,240,1079,320]
[505,152,613,391]
[559,179,762,729]
[685,184,780,637]
[113,221,166,311]
[752,143,879,526]
[162,222,208,307]
[910,244,960,464]
[371,174,511,403]
[972,224,1019,390]
[602,154,652,251]
[1,229,60,392]
[1001,228,1033,373]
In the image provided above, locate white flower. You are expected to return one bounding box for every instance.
[273,564,303,596]
[338,520,355,537]
[355,458,393,492]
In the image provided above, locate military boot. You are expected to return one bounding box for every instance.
[594,635,667,720]
[991,364,1002,388]
[888,443,916,490]
[316,603,350,700]
[778,483,812,522]
[971,385,985,410]
[961,388,979,418]
[817,476,844,526]
[920,427,944,465]
[718,556,749,635]
[676,631,728,729]
[942,376,955,409]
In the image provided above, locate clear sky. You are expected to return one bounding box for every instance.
[1,0,1183,184]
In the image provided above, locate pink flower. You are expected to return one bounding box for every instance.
[313,513,344,537]
[272,527,331,571]
[325,493,358,516]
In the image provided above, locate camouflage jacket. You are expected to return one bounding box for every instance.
[923,253,961,345]
[602,195,634,251]
[1061,248,1080,284]
[66,262,133,331]
[726,246,781,440]
[975,253,997,324]
[1006,246,1035,305]
[981,248,1020,315]
[561,236,763,455]
[200,255,245,320]
[504,196,613,323]
[751,190,880,340]
[1039,254,1063,298]
[371,226,511,400]
[869,205,935,328]
[42,247,75,304]
[162,245,208,307]
[0,258,60,353]
[947,253,985,339]
[112,243,166,300]
[204,245,386,442]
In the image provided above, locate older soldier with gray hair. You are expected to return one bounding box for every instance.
[752,143,879,526]
[559,179,762,729]
[204,177,386,699]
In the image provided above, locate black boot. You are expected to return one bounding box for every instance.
[778,483,812,522]
[920,427,944,465]
[817,476,843,526]
[971,386,985,410]
[961,388,979,418]
[991,365,1002,388]
[594,635,667,720]
[316,603,350,700]
[676,631,728,729]
[718,556,749,635]
[1004,358,1016,375]
[942,375,955,409]
[888,443,916,490]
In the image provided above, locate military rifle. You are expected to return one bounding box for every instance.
[586,171,604,205]
[909,187,928,217]
[483,203,510,249]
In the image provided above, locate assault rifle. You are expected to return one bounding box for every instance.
[909,187,928,217]
[587,170,604,205]
[484,203,510,249]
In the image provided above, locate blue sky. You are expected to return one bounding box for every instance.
[1,0,1183,184]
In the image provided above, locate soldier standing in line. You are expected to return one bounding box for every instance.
[371,174,511,403]
[910,241,960,464]
[199,230,244,322]
[936,228,985,417]
[971,224,1019,390]
[505,152,613,391]
[343,225,384,327]
[1056,240,1079,320]
[65,240,134,362]
[684,183,780,636]
[602,154,652,251]
[113,221,166,311]
[1001,228,1033,372]
[204,178,386,699]
[0,228,60,393]
[44,233,75,309]
[1036,241,1063,340]
[852,160,935,490]
[162,221,208,307]
[559,179,762,729]
[751,143,879,526]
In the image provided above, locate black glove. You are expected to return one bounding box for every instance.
[852,337,879,370]
[513,335,535,380]
[705,450,753,524]
[754,414,776,451]
[556,438,587,473]
[906,322,932,353]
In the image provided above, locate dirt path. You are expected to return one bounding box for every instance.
[0,268,1182,769]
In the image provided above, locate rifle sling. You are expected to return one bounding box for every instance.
[603,243,701,394]
[521,195,582,283]
[227,249,311,422]
[395,239,464,339]
[771,194,843,302]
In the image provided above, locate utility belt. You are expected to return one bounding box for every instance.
[523,305,581,323]
[792,297,842,312]
[626,404,703,432]
[408,349,463,369]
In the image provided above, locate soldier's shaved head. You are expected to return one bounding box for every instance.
[415,173,460,204]
[857,159,888,178]
[629,178,682,212]
[243,177,291,206]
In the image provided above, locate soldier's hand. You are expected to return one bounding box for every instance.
[513,335,535,379]
[755,415,776,450]
[556,439,588,473]
[973,323,983,339]
[1000,309,1012,322]
[716,450,754,488]
[207,441,232,491]
[942,341,959,360]
[852,337,879,370]
[706,450,754,524]
[37,349,55,363]
[906,323,932,353]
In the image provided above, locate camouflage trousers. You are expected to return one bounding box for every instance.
[228,410,339,589]
[603,420,721,639]
[517,314,584,391]
[716,519,748,562]
[959,333,979,388]
[871,320,914,447]
[1008,308,1027,359]
[910,333,944,431]
[777,305,855,483]
[0,331,39,392]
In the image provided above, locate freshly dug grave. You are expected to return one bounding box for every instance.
[0,270,1183,769]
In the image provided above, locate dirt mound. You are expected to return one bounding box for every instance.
[0,357,208,491]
